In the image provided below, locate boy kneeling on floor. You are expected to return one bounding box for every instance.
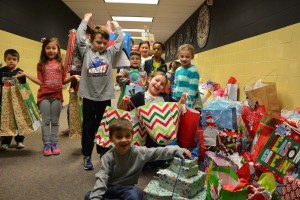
[85,118,192,200]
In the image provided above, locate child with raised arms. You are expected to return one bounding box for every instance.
[76,13,124,170]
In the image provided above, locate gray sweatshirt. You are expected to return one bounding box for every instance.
[89,145,185,199]
[76,20,124,101]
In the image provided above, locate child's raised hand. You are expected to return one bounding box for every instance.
[180,149,193,159]
[83,13,92,22]
[110,21,120,29]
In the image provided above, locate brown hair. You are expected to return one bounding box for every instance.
[138,40,150,49]
[109,118,133,138]
[4,49,20,61]
[91,25,109,41]
[39,37,64,71]
[147,71,168,89]
[177,44,195,57]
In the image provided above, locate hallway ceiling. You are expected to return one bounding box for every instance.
[62,0,205,43]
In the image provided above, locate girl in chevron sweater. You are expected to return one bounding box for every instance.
[172,44,200,109]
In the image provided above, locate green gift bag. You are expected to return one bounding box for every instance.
[207,167,248,200]
[18,83,41,131]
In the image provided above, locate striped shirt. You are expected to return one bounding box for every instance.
[172,65,200,108]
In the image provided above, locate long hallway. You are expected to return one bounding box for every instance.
[0,93,155,200]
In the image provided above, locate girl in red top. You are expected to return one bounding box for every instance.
[17,38,80,156]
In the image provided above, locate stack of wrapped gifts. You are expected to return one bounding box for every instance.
[143,157,206,199]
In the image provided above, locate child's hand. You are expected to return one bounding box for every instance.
[180,149,193,159]
[83,13,92,22]
[179,92,188,104]
[13,71,26,78]
[110,21,120,29]
[122,96,130,104]
[73,75,81,82]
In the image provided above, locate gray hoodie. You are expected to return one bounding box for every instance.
[89,145,185,199]
[76,20,124,101]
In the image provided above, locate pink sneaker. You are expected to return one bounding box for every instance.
[43,144,52,156]
[51,143,60,155]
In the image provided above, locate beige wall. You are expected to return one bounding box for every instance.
[0,30,69,105]
[193,23,300,110]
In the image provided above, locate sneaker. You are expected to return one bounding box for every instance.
[0,144,8,151]
[83,156,93,170]
[16,142,25,149]
[51,143,61,155]
[43,144,52,156]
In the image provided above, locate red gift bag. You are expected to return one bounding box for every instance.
[241,105,267,139]
[177,106,200,148]
[250,117,281,162]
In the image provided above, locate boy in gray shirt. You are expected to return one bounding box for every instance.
[85,118,192,200]
[76,13,124,170]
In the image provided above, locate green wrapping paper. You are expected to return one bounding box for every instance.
[143,180,207,200]
[157,169,206,198]
[168,162,198,179]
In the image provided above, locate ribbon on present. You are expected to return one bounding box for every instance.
[137,102,180,145]
[96,105,146,148]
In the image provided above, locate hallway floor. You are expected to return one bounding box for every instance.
[0,91,155,200]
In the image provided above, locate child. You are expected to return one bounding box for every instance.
[144,42,167,76]
[0,49,26,150]
[121,71,187,148]
[76,13,124,170]
[138,41,151,68]
[17,38,79,156]
[166,61,181,100]
[172,44,200,109]
[116,51,147,108]
[85,118,192,200]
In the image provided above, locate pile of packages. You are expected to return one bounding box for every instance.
[142,77,300,199]
[143,157,207,199]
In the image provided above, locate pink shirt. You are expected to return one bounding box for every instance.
[37,60,67,104]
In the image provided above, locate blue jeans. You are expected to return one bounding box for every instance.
[85,185,143,200]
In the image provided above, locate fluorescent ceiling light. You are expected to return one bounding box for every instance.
[112,16,153,22]
[104,0,159,4]
[122,29,148,32]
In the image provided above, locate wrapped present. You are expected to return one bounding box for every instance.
[96,106,146,147]
[171,157,198,168]
[137,102,180,145]
[168,158,198,178]
[157,169,205,198]
[281,176,300,200]
[143,180,207,200]
[204,151,239,173]
[255,120,300,183]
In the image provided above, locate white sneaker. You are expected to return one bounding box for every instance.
[0,144,8,150]
[16,142,25,149]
